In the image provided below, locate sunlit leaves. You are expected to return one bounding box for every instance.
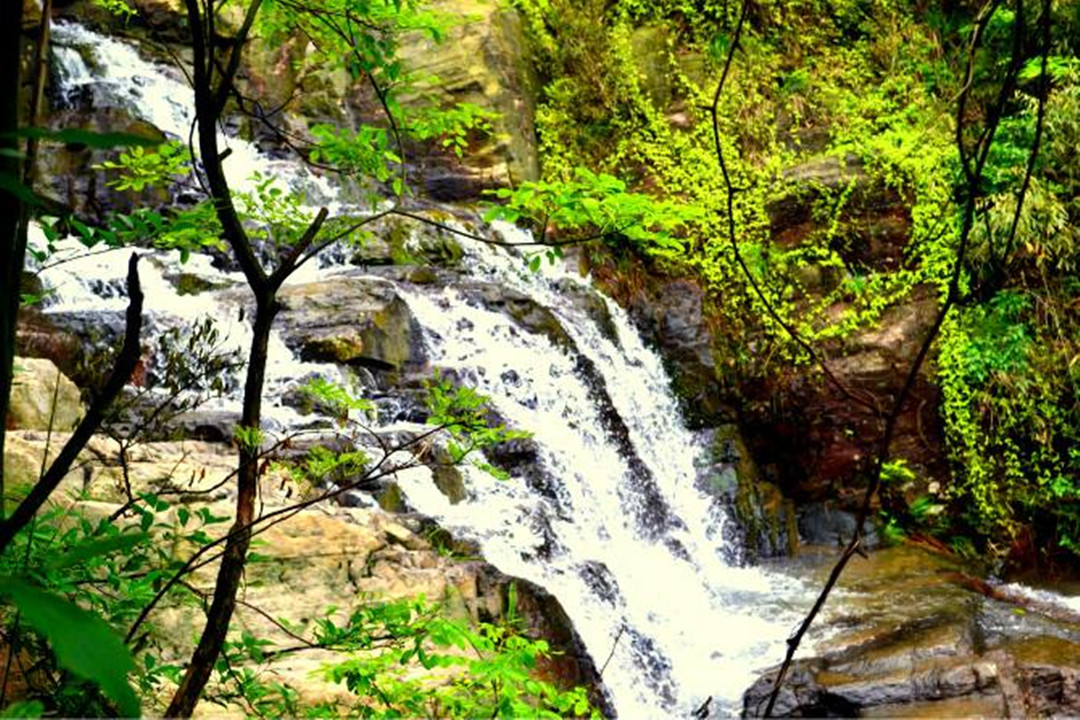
[95,140,190,193]
[309,124,399,182]
[484,167,703,256]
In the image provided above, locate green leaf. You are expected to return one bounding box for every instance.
[47,533,150,570]
[0,172,49,207]
[0,578,140,717]
[0,700,45,718]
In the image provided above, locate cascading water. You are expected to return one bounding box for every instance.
[39,20,823,717]
[393,230,816,715]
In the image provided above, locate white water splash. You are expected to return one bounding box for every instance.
[393,228,813,715]
[50,20,339,205]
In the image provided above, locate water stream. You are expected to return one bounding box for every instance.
[39,20,825,716]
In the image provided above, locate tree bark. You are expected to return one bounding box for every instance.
[165,295,277,718]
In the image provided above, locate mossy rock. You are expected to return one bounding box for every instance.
[278,278,423,371]
[174,273,226,296]
[701,425,796,560]
[378,482,407,513]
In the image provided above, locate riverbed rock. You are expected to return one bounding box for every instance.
[742,545,1080,718]
[7,357,83,432]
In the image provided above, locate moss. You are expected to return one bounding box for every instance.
[378,482,406,513]
[175,273,222,296]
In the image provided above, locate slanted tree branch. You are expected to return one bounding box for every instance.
[0,255,144,555]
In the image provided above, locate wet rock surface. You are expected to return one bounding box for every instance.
[625,278,726,428]
[743,545,1080,718]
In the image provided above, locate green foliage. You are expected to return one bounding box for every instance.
[0,488,233,715]
[233,425,264,453]
[320,595,595,718]
[32,203,225,264]
[0,577,139,717]
[425,375,531,480]
[309,124,401,189]
[197,592,595,718]
[90,0,136,19]
[95,140,189,192]
[409,102,499,158]
[235,172,316,245]
[299,376,375,423]
[485,168,703,258]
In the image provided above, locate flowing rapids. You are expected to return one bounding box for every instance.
[40,20,826,715]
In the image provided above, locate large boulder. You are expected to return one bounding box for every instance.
[277,275,424,371]
[739,284,946,510]
[626,279,725,428]
[7,357,83,432]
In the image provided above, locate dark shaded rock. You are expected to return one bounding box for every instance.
[626,279,724,428]
[767,155,911,274]
[169,410,240,442]
[797,502,879,550]
[37,106,168,222]
[739,285,946,513]
[553,277,620,347]
[340,215,465,268]
[15,310,84,382]
[696,425,795,562]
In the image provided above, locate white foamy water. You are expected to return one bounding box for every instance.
[51,20,339,205]
[391,226,813,715]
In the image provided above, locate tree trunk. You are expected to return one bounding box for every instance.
[164,293,277,717]
[0,0,26,517]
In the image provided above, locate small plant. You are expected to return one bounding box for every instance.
[425,374,532,480]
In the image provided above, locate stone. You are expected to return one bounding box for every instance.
[278,275,423,371]
[627,279,724,427]
[394,0,540,196]
[796,502,879,550]
[697,425,796,561]
[7,357,83,431]
[15,311,84,384]
[738,284,945,511]
[742,545,1080,718]
[458,281,573,349]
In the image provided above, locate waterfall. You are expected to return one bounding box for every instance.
[39,20,820,717]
